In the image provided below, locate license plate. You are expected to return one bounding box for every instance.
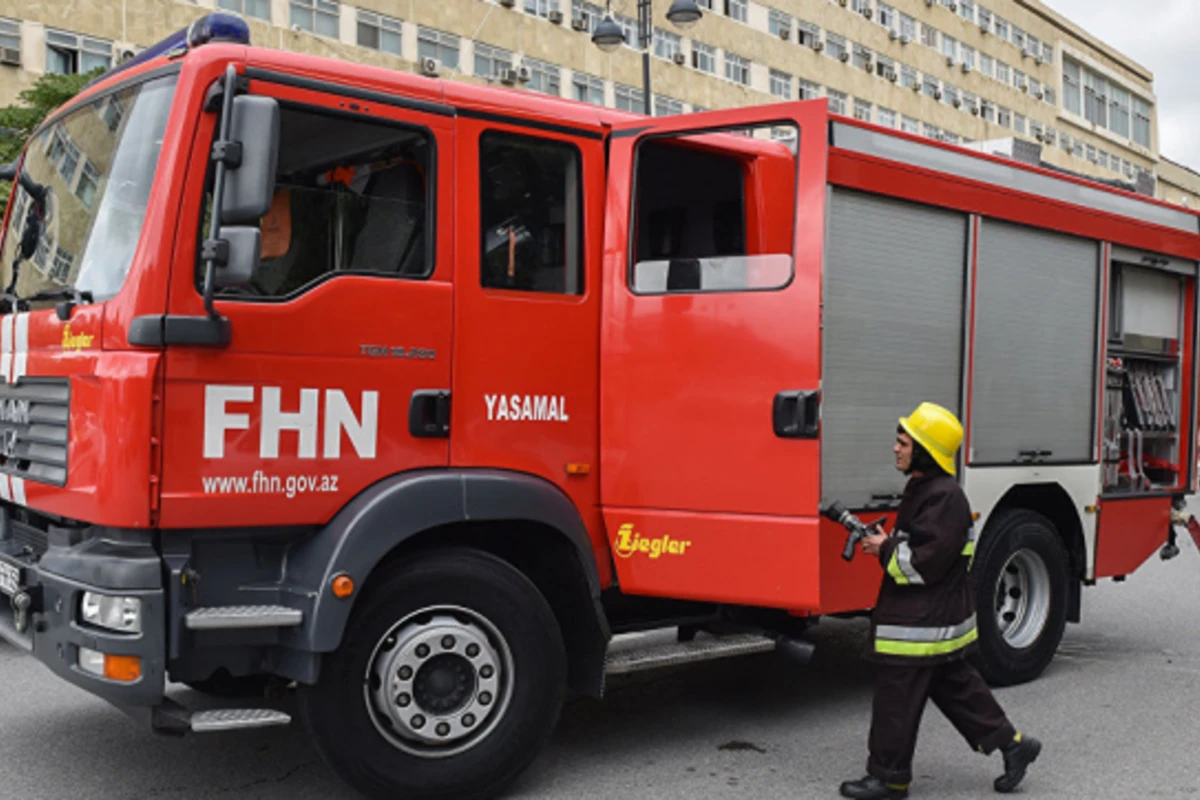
[0,558,20,597]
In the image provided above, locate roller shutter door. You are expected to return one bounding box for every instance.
[970,219,1100,464]
[822,189,968,508]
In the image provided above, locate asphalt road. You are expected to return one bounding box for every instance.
[2,529,1199,799]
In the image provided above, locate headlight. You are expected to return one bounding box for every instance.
[80,592,142,634]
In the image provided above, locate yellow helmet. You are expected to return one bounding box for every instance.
[899,402,963,476]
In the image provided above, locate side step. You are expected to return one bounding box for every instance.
[185,605,303,631]
[604,631,779,676]
[190,708,292,733]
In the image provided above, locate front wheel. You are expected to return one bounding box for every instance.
[298,548,567,800]
[970,509,1070,687]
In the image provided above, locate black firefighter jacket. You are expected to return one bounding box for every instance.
[868,472,979,667]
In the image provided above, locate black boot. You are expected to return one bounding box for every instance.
[994,734,1042,793]
[839,775,910,799]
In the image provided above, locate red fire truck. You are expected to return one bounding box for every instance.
[2,13,1198,800]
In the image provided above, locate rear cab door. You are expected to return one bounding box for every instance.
[600,103,829,610]
[158,65,456,528]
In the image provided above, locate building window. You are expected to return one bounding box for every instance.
[45,30,112,75]
[827,89,847,116]
[572,72,604,105]
[769,9,791,38]
[995,61,1009,85]
[943,84,958,107]
[1110,84,1131,138]
[1084,70,1108,128]
[875,54,896,80]
[217,0,271,20]
[959,0,975,22]
[524,0,560,19]
[853,44,872,71]
[877,107,896,128]
[798,21,820,47]
[900,13,916,41]
[920,23,937,49]
[923,122,940,140]
[770,69,792,99]
[901,115,919,134]
[1098,150,1109,169]
[724,0,747,23]
[692,41,716,73]
[0,18,18,53]
[1044,87,1056,107]
[1029,77,1041,98]
[901,64,918,90]
[357,9,402,56]
[418,27,459,70]
[923,75,939,98]
[1042,42,1054,64]
[878,3,895,30]
[614,84,643,111]
[977,6,992,29]
[1086,144,1097,163]
[1014,114,1026,135]
[75,161,100,209]
[993,15,1008,40]
[853,98,872,122]
[960,45,975,71]
[290,0,339,37]
[1011,25,1025,50]
[480,131,582,295]
[724,52,750,85]
[980,54,993,78]
[997,106,1011,127]
[963,91,977,113]
[571,0,604,32]
[799,79,820,100]
[654,29,681,60]
[612,14,637,44]
[474,42,513,79]
[524,58,561,96]
[655,96,684,116]
[1133,97,1152,147]
[941,35,956,61]
[825,33,847,61]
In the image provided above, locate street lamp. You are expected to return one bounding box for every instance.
[591,0,704,116]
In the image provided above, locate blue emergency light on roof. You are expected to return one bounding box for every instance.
[83,13,251,88]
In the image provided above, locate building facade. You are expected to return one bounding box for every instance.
[0,0,1197,204]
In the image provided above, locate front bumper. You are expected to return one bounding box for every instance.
[0,511,166,708]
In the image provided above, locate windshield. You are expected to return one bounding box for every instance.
[0,73,177,304]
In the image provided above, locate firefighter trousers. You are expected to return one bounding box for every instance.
[866,657,1017,786]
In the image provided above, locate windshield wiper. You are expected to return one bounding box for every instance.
[23,288,95,320]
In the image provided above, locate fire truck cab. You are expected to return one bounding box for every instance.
[1,13,1198,800]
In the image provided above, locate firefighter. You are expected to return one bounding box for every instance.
[838,402,1043,800]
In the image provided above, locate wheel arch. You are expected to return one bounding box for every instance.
[286,468,611,698]
[987,482,1085,623]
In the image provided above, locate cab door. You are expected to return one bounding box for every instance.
[600,103,828,609]
[156,71,456,529]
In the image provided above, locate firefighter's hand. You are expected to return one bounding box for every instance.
[861,531,888,556]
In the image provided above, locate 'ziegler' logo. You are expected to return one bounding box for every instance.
[61,324,94,351]
[614,523,692,559]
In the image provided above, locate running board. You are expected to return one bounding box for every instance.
[190,708,292,733]
[604,631,777,676]
[185,605,303,630]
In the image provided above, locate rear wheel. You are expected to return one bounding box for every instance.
[298,548,567,800]
[970,509,1070,687]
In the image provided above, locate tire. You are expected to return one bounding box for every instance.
[970,508,1070,687]
[297,548,567,800]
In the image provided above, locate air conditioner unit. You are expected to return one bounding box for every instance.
[946,56,954,66]
[1035,89,1044,99]
[980,23,989,34]
[887,70,897,82]
[953,98,961,108]
[949,1,958,10]
[0,47,19,67]
[912,81,921,92]
[970,105,979,115]
[499,67,519,84]
[925,0,934,6]
[499,0,515,7]
[889,29,899,41]
[1022,46,1032,58]
[548,9,564,23]
[779,28,790,40]
[900,34,911,45]
[839,50,850,62]
[813,40,825,52]
[961,63,971,73]
[863,8,873,19]
[1036,55,1046,65]
[934,89,943,100]
[839,0,848,6]
[420,56,440,76]
[517,65,531,82]
[571,17,588,31]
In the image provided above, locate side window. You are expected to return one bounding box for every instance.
[479,131,583,295]
[204,102,433,299]
[630,122,797,294]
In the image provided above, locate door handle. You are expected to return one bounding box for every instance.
[409,390,451,438]
[773,390,819,439]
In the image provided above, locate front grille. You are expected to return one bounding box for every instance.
[9,518,49,557]
[0,378,70,487]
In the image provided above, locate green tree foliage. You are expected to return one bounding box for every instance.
[0,69,102,208]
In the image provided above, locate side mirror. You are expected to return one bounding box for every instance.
[212,226,261,288]
[220,94,280,225]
